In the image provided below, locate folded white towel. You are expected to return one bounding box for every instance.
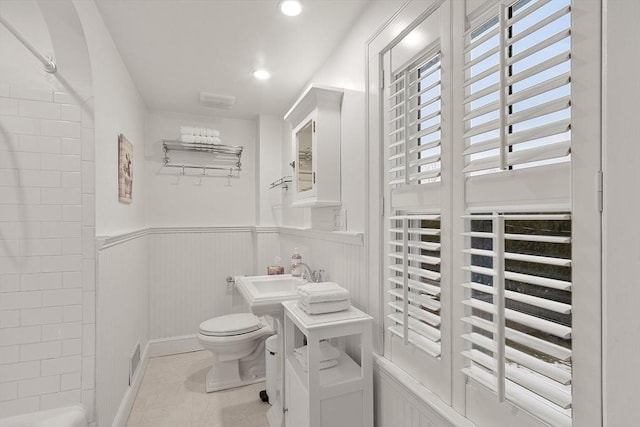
[295,352,338,372]
[298,282,350,304]
[298,299,351,315]
[180,126,194,135]
[181,134,195,143]
[294,341,340,362]
[204,136,222,144]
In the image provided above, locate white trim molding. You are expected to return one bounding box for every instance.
[97,229,148,249]
[98,225,361,250]
[98,226,257,249]
[147,335,203,358]
[112,342,150,427]
[277,226,364,246]
[111,337,204,427]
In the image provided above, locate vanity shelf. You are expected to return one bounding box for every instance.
[283,300,373,427]
[162,139,243,176]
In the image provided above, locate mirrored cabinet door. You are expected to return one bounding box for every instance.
[296,119,313,194]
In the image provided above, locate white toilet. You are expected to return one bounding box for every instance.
[197,312,274,393]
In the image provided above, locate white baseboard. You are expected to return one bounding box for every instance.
[112,342,150,427]
[147,335,203,358]
[110,336,204,427]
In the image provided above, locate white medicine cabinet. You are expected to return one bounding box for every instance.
[284,85,343,207]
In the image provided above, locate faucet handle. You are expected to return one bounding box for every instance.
[301,268,312,282]
[313,269,325,283]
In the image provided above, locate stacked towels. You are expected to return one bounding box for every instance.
[297,282,351,315]
[180,126,221,144]
[294,341,341,372]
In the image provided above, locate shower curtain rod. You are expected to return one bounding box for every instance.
[0,15,57,73]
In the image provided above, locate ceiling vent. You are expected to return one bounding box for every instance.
[199,91,235,109]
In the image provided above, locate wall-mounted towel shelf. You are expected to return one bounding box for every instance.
[162,140,243,178]
[270,176,293,190]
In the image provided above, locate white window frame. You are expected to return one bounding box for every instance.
[450,1,602,426]
[370,0,602,426]
[380,0,453,404]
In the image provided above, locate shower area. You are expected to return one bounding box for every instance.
[0,1,96,425]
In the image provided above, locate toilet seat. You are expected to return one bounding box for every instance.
[199,313,262,337]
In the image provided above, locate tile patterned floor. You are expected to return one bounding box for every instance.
[126,350,270,427]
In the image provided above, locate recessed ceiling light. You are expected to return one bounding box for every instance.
[253,69,271,80]
[279,0,303,17]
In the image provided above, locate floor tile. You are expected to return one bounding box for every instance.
[125,351,270,427]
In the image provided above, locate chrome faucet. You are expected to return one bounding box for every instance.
[293,261,324,283]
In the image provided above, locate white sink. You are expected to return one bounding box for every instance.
[235,274,303,317]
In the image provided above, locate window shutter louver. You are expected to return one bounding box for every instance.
[461,212,572,427]
[463,0,572,175]
[387,214,442,358]
[388,51,442,186]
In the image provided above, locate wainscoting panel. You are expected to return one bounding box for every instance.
[148,229,254,340]
[96,233,149,427]
[275,229,366,361]
[277,229,366,311]
[374,356,474,427]
[254,228,280,276]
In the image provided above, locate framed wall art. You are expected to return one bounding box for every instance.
[118,133,133,203]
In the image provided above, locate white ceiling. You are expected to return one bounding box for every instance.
[95,0,371,120]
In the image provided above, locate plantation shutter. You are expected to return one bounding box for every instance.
[387,214,442,357]
[461,213,572,427]
[462,0,571,175]
[388,51,442,186]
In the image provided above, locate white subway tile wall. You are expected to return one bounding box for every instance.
[0,88,95,421]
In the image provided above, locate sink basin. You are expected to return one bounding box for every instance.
[235,274,303,317]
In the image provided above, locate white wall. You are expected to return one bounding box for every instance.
[145,111,256,227]
[602,0,640,425]
[265,2,407,301]
[71,3,149,426]
[256,2,405,319]
[73,0,147,236]
[96,235,148,427]
[273,1,405,234]
[0,0,96,421]
[256,115,283,226]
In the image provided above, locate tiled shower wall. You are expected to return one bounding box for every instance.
[0,87,95,422]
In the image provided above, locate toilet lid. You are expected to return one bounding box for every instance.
[199,313,262,337]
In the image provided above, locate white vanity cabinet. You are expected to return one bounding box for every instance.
[284,85,343,207]
[282,300,373,427]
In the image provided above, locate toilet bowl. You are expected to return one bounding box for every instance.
[197,312,274,392]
